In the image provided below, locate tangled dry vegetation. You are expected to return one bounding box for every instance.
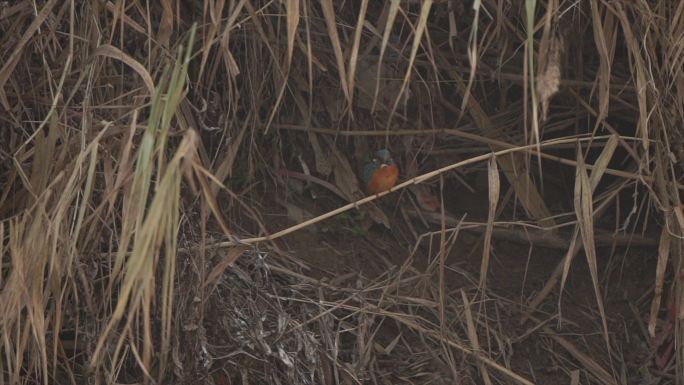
[2,1,684,384]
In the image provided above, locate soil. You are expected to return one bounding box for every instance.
[251,170,663,384]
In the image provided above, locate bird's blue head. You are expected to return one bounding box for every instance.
[375,149,393,164]
[362,149,394,184]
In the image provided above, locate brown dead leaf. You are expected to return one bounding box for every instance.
[93,45,155,94]
[285,0,300,66]
[479,156,499,289]
[537,37,562,121]
[309,132,332,177]
[364,204,391,229]
[329,146,363,202]
[278,199,315,225]
[409,185,440,212]
[157,0,174,47]
[573,147,610,352]
[648,225,671,337]
[203,246,249,290]
[320,0,351,105]
[356,58,403,110]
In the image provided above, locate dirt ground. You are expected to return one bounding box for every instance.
[220,167,663,384]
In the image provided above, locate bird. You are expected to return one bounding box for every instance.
[362,149,399,195]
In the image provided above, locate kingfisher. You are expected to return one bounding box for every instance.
[362,149,399,195]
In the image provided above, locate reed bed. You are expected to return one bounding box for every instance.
[1,1,683,384]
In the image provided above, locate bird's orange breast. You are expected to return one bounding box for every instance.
[366,164,399,194]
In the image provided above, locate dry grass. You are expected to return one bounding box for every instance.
[1,1,683,384]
